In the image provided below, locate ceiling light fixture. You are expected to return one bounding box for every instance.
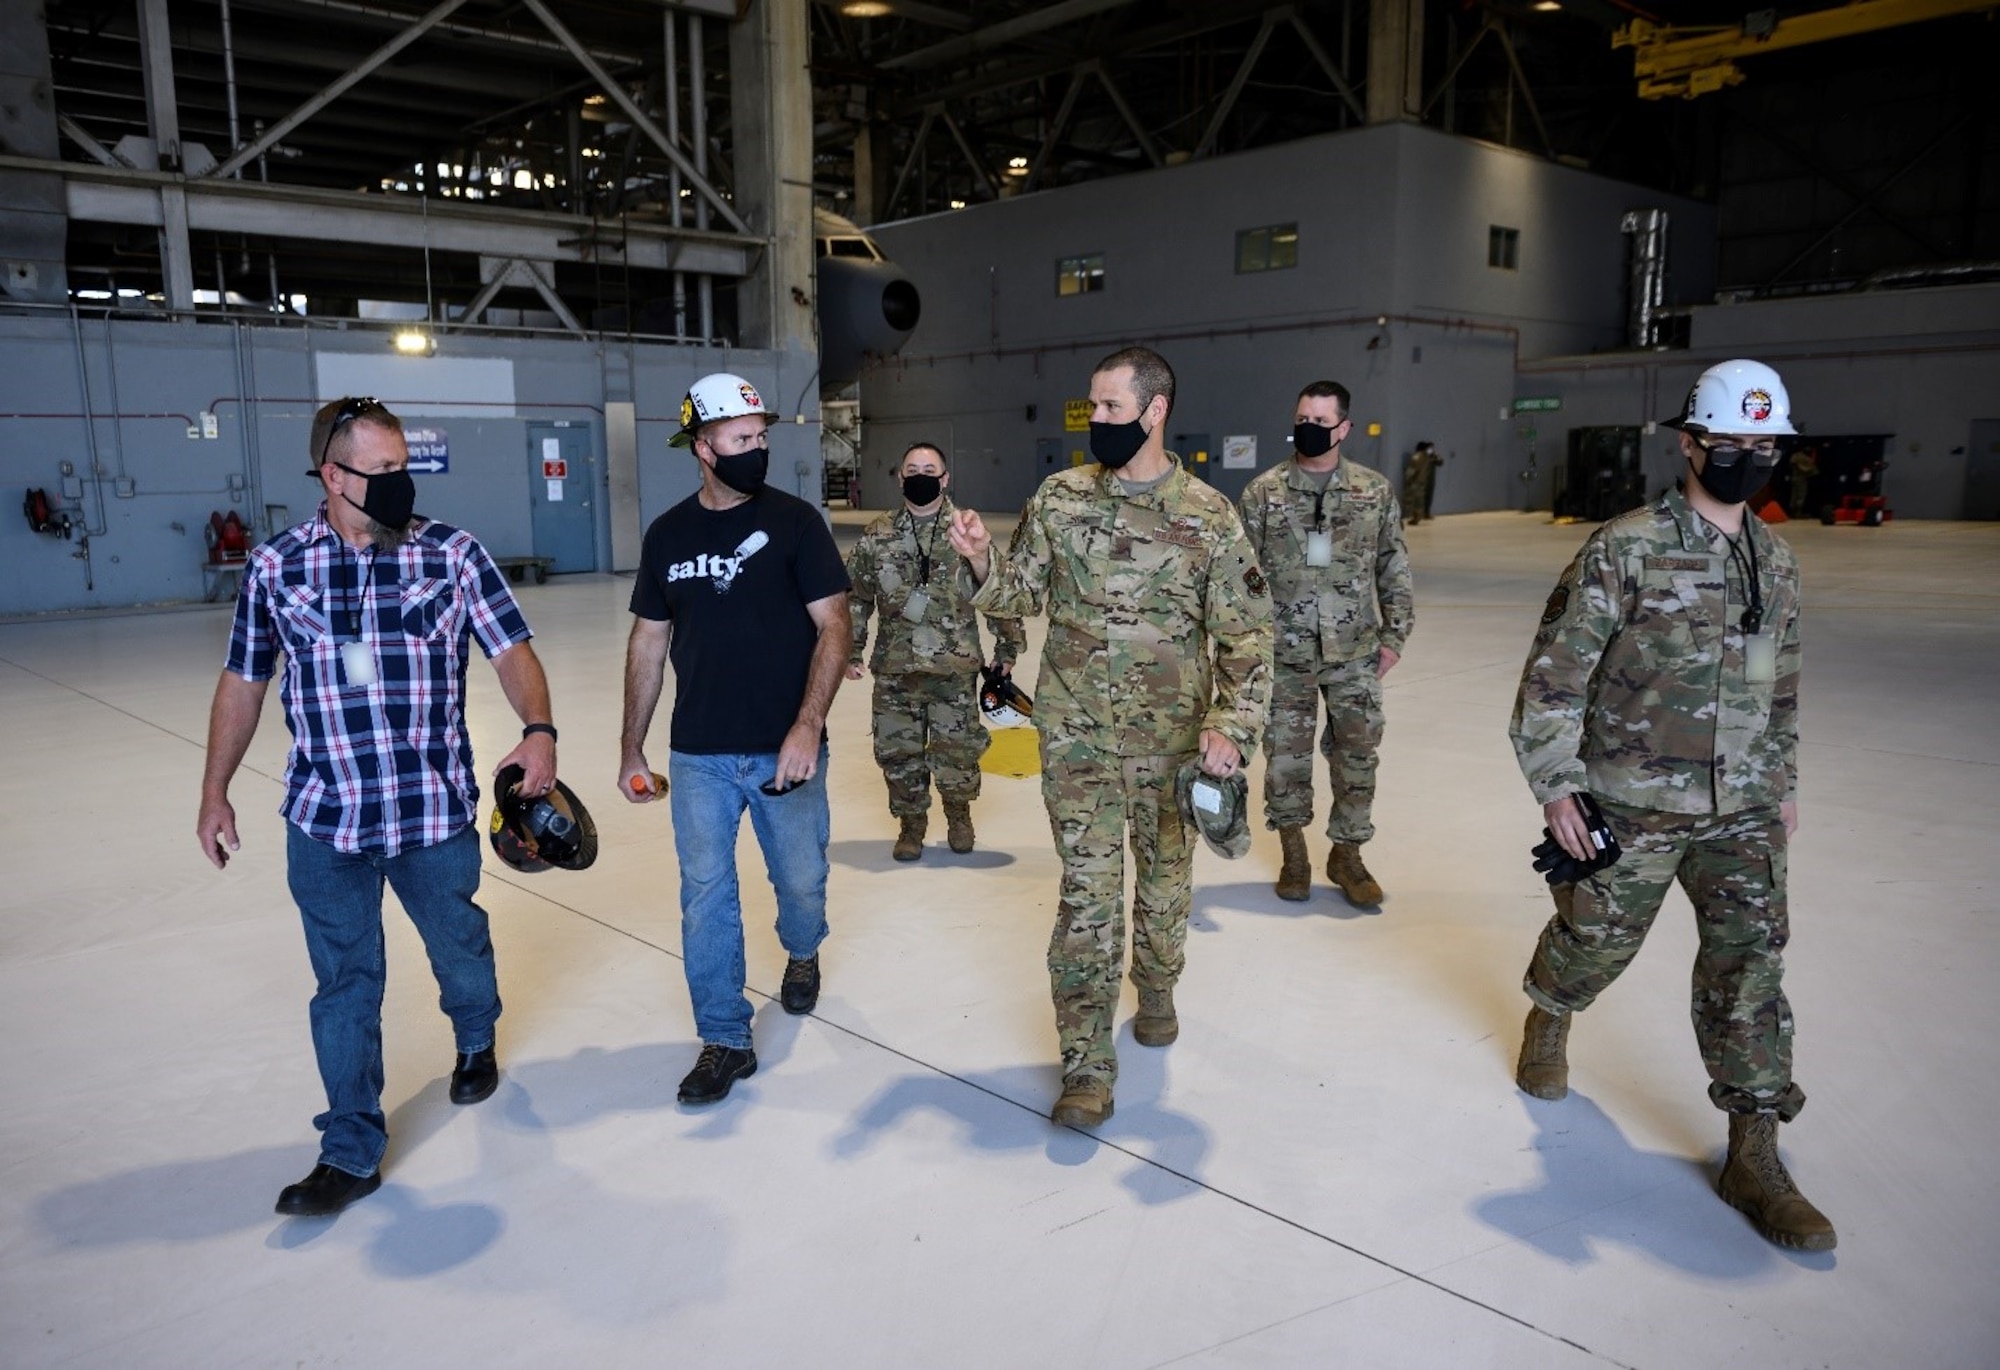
[1533,1,1561,10]
[841,1,893,17]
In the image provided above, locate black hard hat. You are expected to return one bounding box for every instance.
[489,765,598,872]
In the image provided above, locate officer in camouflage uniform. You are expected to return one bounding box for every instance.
[846,441,1025,861]
[1402,441,1439,524]
[1509,358,1834,1252]
[1238,382,1413,907]
[948,347,1272,1129]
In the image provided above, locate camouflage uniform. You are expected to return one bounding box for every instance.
[1510,484,1805,1118]
[969,457,1272,1085]
[1402,446,1439,523]
[1238,458,1413,843]
[847,497,1025,815]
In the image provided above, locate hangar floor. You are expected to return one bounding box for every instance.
[2,511,1995,1369]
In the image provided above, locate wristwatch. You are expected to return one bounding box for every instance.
[522,722,558,742]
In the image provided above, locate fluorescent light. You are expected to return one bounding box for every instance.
[392,329,435,356]
[841,2,892,16]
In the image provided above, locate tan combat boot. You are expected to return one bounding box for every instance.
[1051,1075,1114,1128]
[1276,826,1311,902]
[1133,987,1178,1046]
[1718,1113,1837,1251]
[1327,842,1383,905]
[1515,1004,1571,1100]
[892,813,926,862]
[943,799,975,854]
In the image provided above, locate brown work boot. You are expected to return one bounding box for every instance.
[1718,1113,1837,1251]
[1327,842,1383,905]
[892,813,926,862]
[943,799,975,854]
[1133,987,1178,1046]
[1515,1004,1571,1100]
[1276,826,1311,902]
[1051,1074,1114,1129]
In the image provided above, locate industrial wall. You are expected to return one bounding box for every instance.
[1511,283,2000,518]
[1,313,818,616]
[856,121,1718,515]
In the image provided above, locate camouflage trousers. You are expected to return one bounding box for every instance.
[1041,738,1195,1086]
[1524,800,1805,1119]
[871,672,988,816]
[1262,651,1383,843]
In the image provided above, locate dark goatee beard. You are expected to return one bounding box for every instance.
[366,519,416,552]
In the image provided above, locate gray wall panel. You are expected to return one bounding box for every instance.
[1,317,793,615]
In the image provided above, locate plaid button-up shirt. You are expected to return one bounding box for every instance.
[226,507,533,855]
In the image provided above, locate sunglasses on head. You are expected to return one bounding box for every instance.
[317,396,389,467]
[1694,434,1781,469]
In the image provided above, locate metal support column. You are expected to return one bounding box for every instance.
[1366,0,1423,125]
[134,0,194,309]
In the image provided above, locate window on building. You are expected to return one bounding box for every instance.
[1236,223,1299,273]
[1056,253,1105,296]
[1488,225,1520,271]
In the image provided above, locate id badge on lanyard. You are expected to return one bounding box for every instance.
[1743,632,1776,684]
[1305,530,1334,567]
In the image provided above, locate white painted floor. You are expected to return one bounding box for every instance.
[3,510,1996,1369]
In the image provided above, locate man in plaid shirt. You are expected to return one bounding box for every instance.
[197,397,559,1219]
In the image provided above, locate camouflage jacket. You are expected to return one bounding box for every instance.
[967,456,1273,758]
[848,497,1024,677]
[1238,457,1414,665]
[1510,485,1802,815]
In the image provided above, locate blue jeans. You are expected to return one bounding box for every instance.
[668,748,832,1050]
[285,822,501,1177]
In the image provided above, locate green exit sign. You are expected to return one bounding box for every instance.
[1513,397,1563,413]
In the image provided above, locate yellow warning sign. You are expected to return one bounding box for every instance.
[1063,399,1092,432]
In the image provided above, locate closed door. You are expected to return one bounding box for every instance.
[1964,420,2000,520]
[527,422,597,573]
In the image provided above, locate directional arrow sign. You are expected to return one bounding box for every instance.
[406,458,447,474]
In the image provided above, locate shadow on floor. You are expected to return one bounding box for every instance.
[827,1051,1212,1208]
[827,838,1016,873]
[1472,1091,1835,1276]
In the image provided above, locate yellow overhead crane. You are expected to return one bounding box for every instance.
[1615,0,1997,98]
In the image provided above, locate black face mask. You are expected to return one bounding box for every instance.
[1292,422,1337,459]
[710,445,769,496]
[1690,441,1777,506]
[902,473,943,507]
[1089,418,1149,470]
[334,462,417,530]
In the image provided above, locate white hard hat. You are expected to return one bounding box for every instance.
[1664,359,1796,437]
[671,372,780,447]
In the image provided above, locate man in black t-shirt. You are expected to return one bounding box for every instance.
[621,372,852,1106]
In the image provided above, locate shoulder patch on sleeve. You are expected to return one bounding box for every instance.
[1540,584,1570,625]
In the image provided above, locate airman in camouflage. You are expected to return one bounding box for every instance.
[1402,441,1439,524]
[947,347,1272,1129]
[1509,358,1834,1252]
[1238,381,1413,907]
[846,442,1025,860]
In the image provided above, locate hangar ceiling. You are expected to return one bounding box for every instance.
[29,0,2000,327]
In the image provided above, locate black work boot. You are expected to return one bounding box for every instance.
[1719,1113,1837,1251]
[780,955,820,1014]
[448,1046,499,1105]
[677,1044,757,1105]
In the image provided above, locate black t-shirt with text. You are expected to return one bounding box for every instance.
[630,487,850,755]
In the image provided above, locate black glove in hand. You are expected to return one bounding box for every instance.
[1530,792,1623,887]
